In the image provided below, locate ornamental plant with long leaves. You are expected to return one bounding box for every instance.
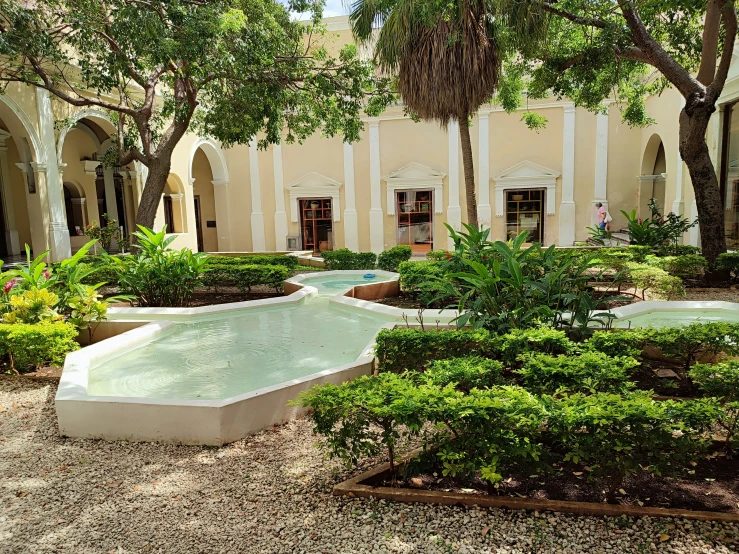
[108,225,208,307]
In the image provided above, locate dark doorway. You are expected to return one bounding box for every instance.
[194,195,204,252]
[299,198,333,254]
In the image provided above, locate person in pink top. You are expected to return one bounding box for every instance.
[595,202,607,230]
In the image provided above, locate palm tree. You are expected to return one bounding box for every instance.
[350,0,547,229]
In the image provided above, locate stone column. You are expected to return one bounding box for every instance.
[0,130,21,255]
[35,88,71,261]
[15,162,47,256]
[272,145,288,251]
[368,119,384,253]
[558,105,576,246]
[248,140,266,252]
[673,97,686,217]
[447,119,462,250]
[343,141,359,251]
[477,111,492,230]
[592,106,609,224]
[170,193,186,234]
[211,180,231,251]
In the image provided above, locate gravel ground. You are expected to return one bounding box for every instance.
[2,379,739,554]
[682,287,739,302]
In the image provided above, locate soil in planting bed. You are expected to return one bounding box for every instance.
[0,365,61,379]
[372,454,739,514]
[106,288,284,307]
[631,360,700,397]
[374,293,451,311]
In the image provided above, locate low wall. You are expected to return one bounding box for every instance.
[344,280,400,301]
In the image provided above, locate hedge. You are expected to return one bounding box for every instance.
[377,245,412,272]
[624,262,685,299]
[205,255,298,270]
[717,252,739,279]
[201,264,289,292]
[397,260,444,293]
[321,249,377,270]
[645,254,707,280]
[374,327,500,373]
[0,322,79,372]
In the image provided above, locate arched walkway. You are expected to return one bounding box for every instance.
[190,138,230,252]
[0,95,45,258]
[161,174,187,234]
[63,181,88,237]
[639,133,667,218]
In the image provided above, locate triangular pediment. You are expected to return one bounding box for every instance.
[285,172,342,190]
[492,160,560,181]
[384,162,446,182]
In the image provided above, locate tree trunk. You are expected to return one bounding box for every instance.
[135,158,172,231]
[458,114,479,229]
[678,102,727,272]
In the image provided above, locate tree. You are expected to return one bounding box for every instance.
[498,0,738,268]
[349,0,547,228]
[0,0,392,230]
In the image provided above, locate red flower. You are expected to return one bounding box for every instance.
[4,278,16,294]
[44,269,50,280]
[445,251,451,260]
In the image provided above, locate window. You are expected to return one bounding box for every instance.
[396,190,433,254]
[505,189,544,243]
[721,102,739,250]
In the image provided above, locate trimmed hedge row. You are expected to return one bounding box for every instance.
[201,264,289,292]
[0,322,79,372]
[321,249,377,270]
[397,260,444,293]
[377,245,412,272]
[204,255,299,270]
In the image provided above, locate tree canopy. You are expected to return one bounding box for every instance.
[0,0,393,227]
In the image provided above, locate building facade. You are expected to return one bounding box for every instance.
[2,16,739,261]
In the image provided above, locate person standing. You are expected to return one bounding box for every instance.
[595,202,607,230]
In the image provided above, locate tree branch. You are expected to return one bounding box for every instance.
[617,1,702,98]
[706,1,739,101]
[697,0,722,86]
[542,2,608,29]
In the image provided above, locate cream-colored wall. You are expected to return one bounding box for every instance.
[379,116,448,250]
[488,106,564,245]
[4,136,32,252]
[353,127,372,251]
[191,148,218,252]
[223,144,253,251]
[604,107,642,233]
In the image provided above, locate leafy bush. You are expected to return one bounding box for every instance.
[205,255,298,270]
[79,260,124,286]
[0,322,79,373]
[689,362,739,451]
[321,248,377,270]
[430,386,547,485]
[397,261,444,293]
[3,289,61,324]
[650,322,739,372]
[374,327,500,373]
[499,327,575,366]
[655,245,701,257]
[426,250,450,261]
[621,200,698,252]
[646,254,707,280]
[625,262,685,299]
[516,351,639,394]
[202,264,289,292]
[109,226,208,307]
[689,362,739,401]
[591,246,652,270]
[717,252,739,280]
[294,372,440,471]
[584,328,654,358]
[548,392,714,502]
[420,356,504,392]
[377,245,412,272]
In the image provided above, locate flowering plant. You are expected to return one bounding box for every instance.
[84,215,119,251]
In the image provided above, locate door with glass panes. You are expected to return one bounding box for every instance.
[505,189,544,243]
[396,190,433,254]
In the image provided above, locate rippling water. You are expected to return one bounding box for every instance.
[87,275,394,400]
[614,309,739,329]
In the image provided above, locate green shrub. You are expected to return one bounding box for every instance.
[689,361,739,401]
[717,252,739,279]
[655,245,701,257]
[0,322,79,373]
[516,351,639,394]
[80,260,124,286]
[397,260,444,293]
[431,386,547,485]
[499,327,574,366]
[321,248,377,270]
[592,247,650,271]
[420,356,504,392]
[205,255,298,270]
[650,322,739,372]
[377,245,412,272]
[202,264,289,292]
[548,391,715,502]
[109,226,208,307]
[294,372,443,470]
[374,327,500,373]
[426,250,449,261]
[625,262,685,299]
[646,254,707,280]
[584,328,654,358]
